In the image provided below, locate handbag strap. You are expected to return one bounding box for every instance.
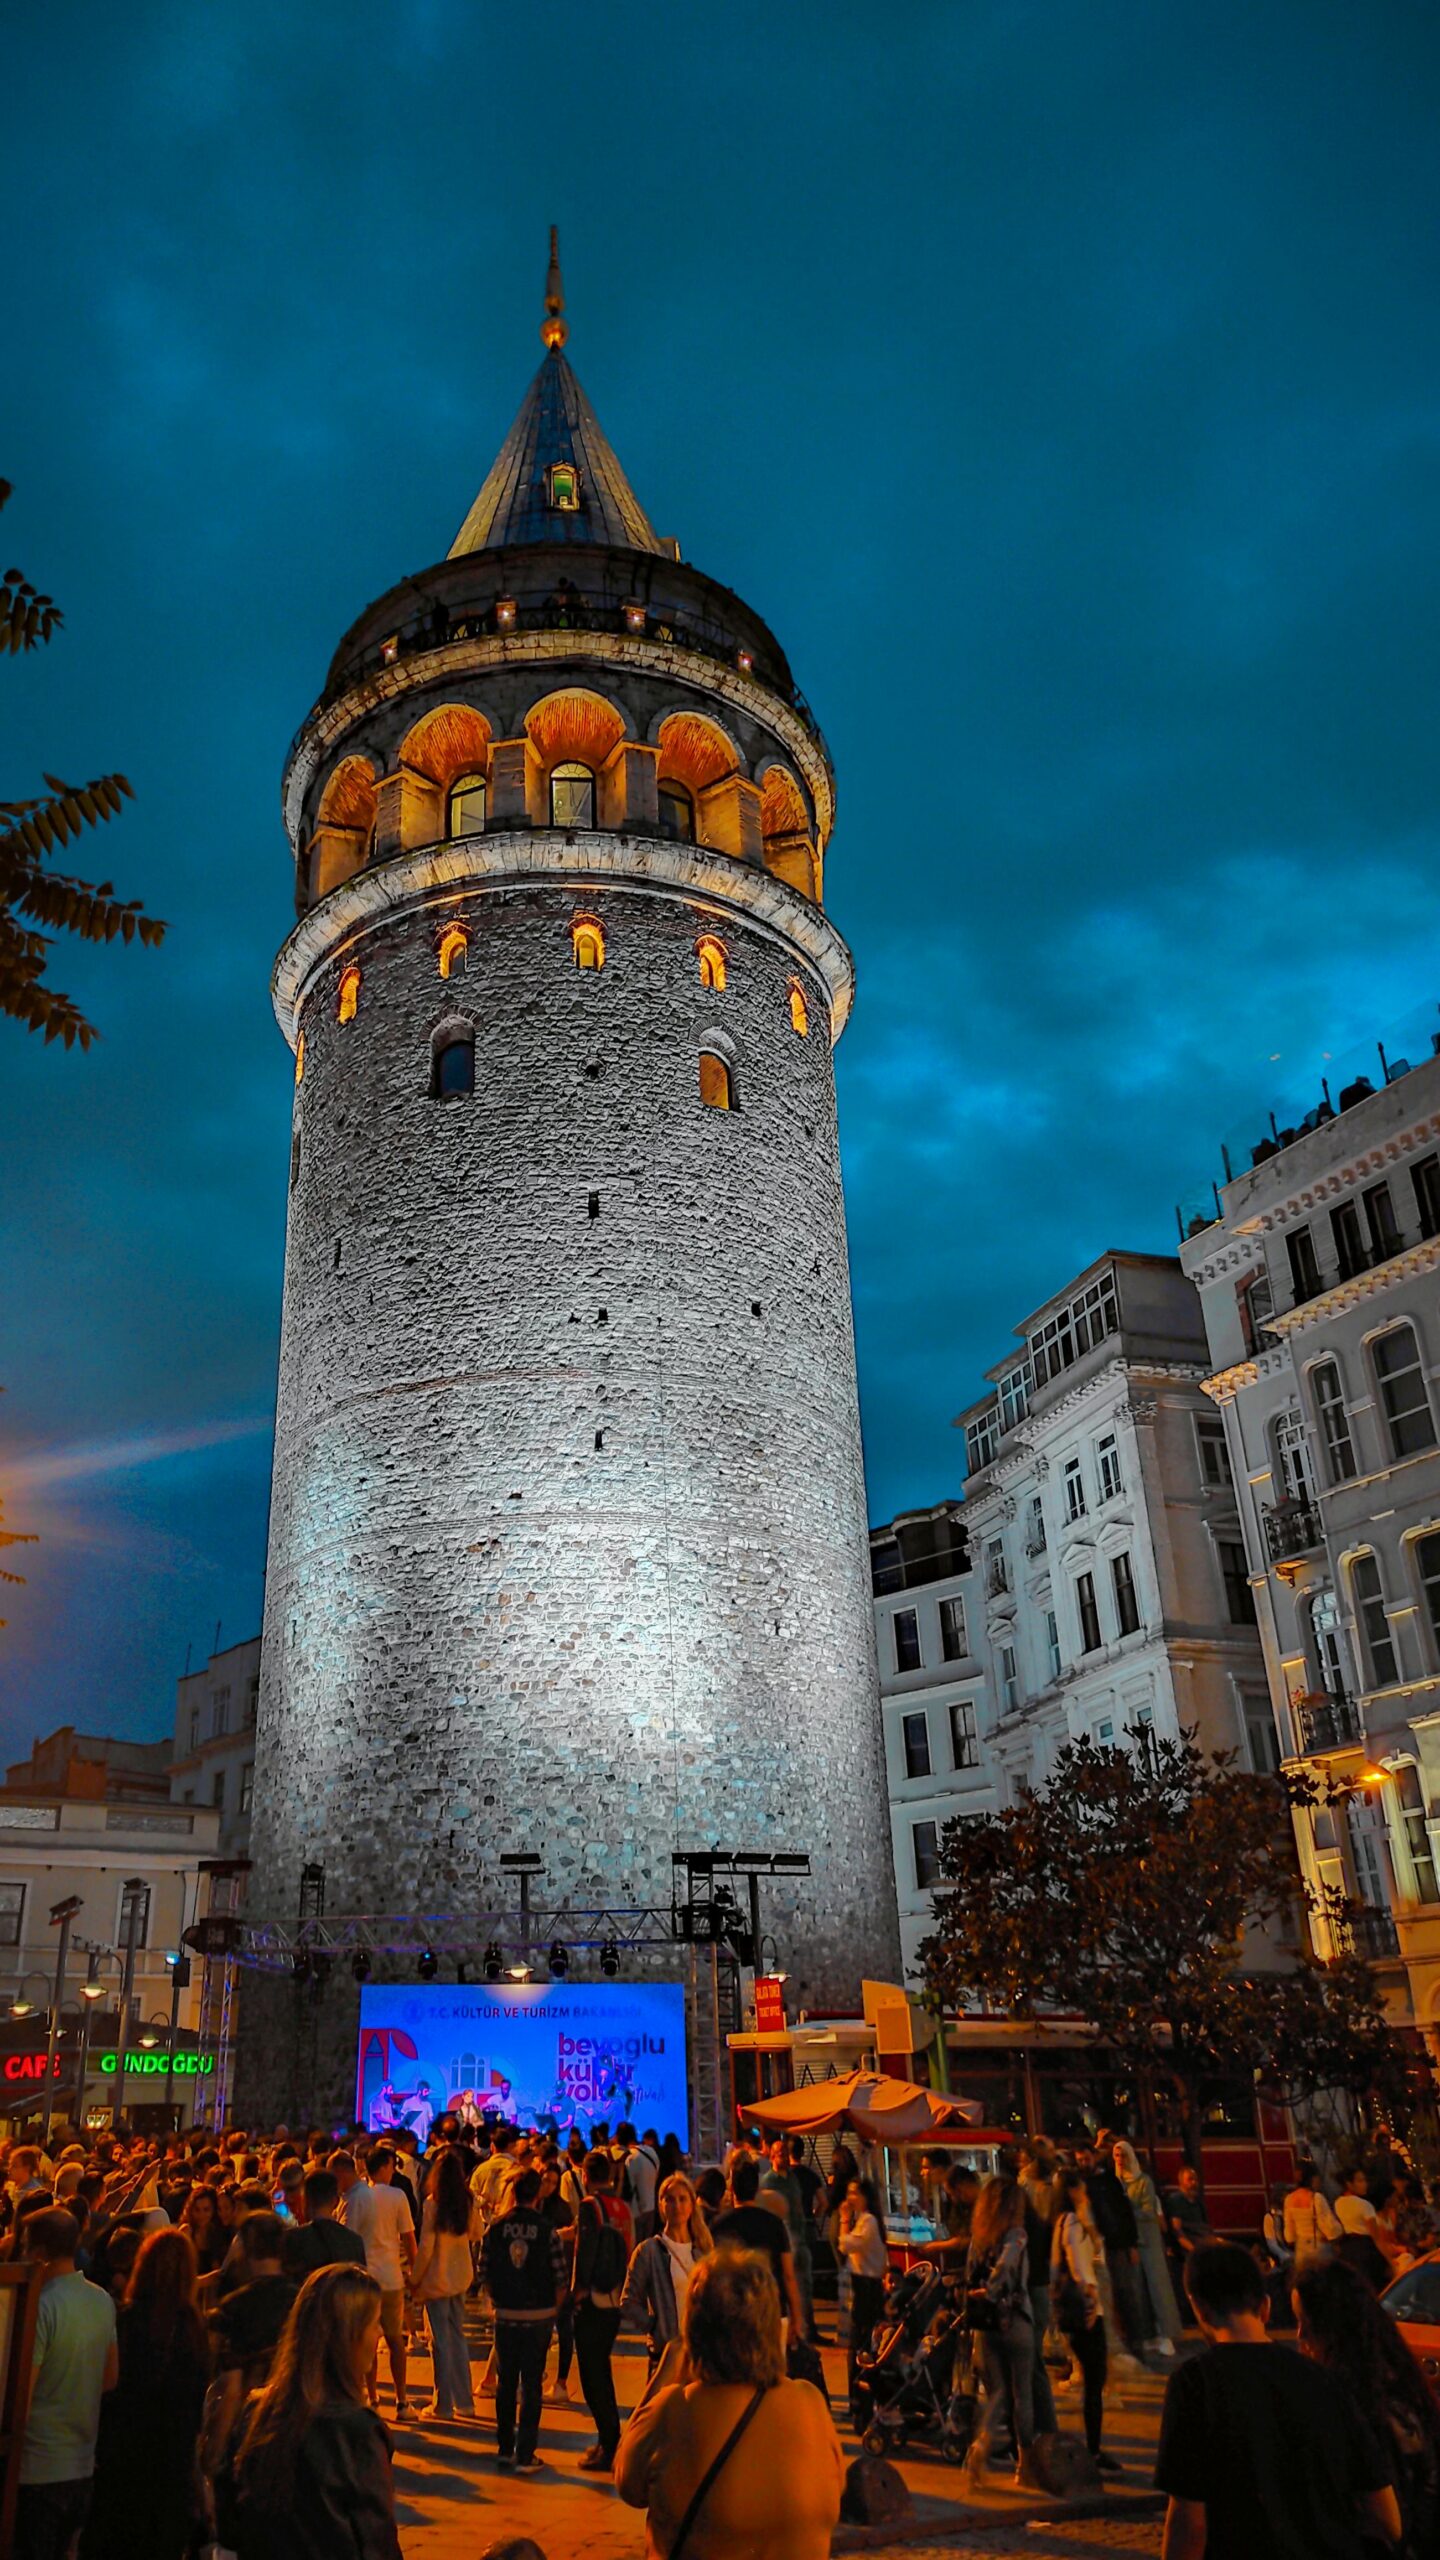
[668,2385,766,2560]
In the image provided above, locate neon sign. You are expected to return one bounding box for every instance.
[97,2052,213,2078]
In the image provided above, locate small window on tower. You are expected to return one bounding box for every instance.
[658,784,694,843]
[337,966,360,1024]
[448,773,487,839]
[432,1032,475,1099]
[546,461,581,512]
[572,917,606,972]
[551,763,596,828]
[294,1033,305,1086]
[438,925,469,981]
[699,1051,733,1111]
[789,982,809,1037]
[696,937,728,992]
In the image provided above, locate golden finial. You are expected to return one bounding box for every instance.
[541,224,567,351]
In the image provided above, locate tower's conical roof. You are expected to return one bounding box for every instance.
[448,230,666,560]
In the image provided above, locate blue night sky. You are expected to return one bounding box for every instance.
[3,0,1439,1759]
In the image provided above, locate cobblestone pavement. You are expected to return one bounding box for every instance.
[863,2531,1161,2558]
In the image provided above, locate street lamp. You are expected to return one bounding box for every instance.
[40,1895,83,2146]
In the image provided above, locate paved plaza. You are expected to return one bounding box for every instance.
[388,2319,1167,2559]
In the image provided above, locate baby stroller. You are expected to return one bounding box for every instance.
[855,2261,975,2463]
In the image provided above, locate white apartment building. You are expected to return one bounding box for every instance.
[1181,1033,1440,2052]
[171,1635,260,1868]
[870,1503,990,1979]
[873,1254,1268,1986]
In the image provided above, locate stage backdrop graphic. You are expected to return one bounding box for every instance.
[356,1981,689,2144]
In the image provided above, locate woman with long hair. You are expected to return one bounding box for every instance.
[411,2146,475,2420]
[1296,2257,1440,2557]
[221,2265,400,2560]
[617,2246,843,2558]
[181,2180,228,2278]
[961,2174,1041,2492]
[621,2172,714,2372]
[1112,2139,1182,2354]
[86,2228,210,2560]
[1052,2167,1114,2470]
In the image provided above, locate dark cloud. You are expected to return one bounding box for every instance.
[3,0,1439,1748]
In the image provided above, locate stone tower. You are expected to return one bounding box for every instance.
[246,242,899,2102]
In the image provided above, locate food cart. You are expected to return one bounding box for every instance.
[743,2067,1012,2263]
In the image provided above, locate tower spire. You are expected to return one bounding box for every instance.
[541,224,567,352]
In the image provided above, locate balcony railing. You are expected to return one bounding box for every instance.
[1263,1496,1325,1568]
[1338,1906,1401,1960]
[1293,1691,1362,1754]
[1025,1527,1047,1557]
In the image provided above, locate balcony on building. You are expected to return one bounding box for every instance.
[1291,1690,1363,1756]
[1338,1905,1401,1960]
[1263,1495,1325,1577]
[987,1555,1011,1599]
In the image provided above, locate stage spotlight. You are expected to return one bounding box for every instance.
[417,1948,438,1982]
[548,1941,569,1978]
[600,1939,619,1978]
[507,1962,532,1982]
[484,1943,503,1981]
[352,1951,372,1984]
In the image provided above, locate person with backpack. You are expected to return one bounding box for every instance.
[480,2168,569,2473]
[622,2125,662,2243]
[570,2150,634,2473]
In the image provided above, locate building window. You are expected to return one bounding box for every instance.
[1285,1225,1321,1304]
[1396,1764,1438,1904]
[0,1884,24,1948]
[997,1363,1031,1432]
[1112,1551,1141,1637]
[950,1700,978,1769]
[696,936,728,992]
[337,965,360,1024]
[1412,1154,1440,1242]
[893,1607,922,1673]
[294,1033,305,1087]
[1242,1692,1280,1775]
[1414,1531,1440,1662]
[119,1880,151,1949]
[448,773,487,838]
[187,1706,201,1751]
[939,1596,967,1661]
[212,1770,227,1812]
[912,1820,941,1891]
[966,1409,1000,1474]
[1025,1495,1047,1556]
[1331,1198,1366,1279]
[550,762,595,828]
[1097,1435,1123,1503]
[1310,1358,1358,1484]
[1351,1551,1399,1689]
[902,1711,931,1780]
[572,917,605,971]
[1064,1457,1087,1522]
[1364,1181,1401,1263]
[1196,1416,1231,1491]
[546,460,580,511]
[698,1052,733,1111]
[1373,1324,1436,1460]
[1028,1270,1119,1386]
[1218,1538,1256,1625]
[999,1644,1019,1712]
[212,1689,230,1739]
[438,925,469,981]
[432,1034,475,1098]
[657,783,693,842]
[1045,1609,1062,1682]
[240,1763,254,1815]
[1238,1268,1274,1353]
[789,983,809,1037]
[1077,1572,1102,1654]
[246,1679,258,1725]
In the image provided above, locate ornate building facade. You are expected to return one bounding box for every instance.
[244,243,898,2102]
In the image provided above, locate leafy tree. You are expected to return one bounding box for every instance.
[919,1732,1405,2169]
[0,480,164,1047]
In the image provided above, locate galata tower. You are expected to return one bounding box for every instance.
[245,239,899,2104]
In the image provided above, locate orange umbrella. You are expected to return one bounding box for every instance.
[743,2069,982,2145]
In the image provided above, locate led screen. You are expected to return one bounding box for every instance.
[356,1980,688,2145]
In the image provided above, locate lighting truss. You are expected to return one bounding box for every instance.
[237,1905,679,1975]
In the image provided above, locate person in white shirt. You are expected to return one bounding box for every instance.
[1334,2165,1379,2238]
[836,2174,888,2426]
[1282,2162,1341,2276]
[332,2145,416,2417]
[619,2173,711,2371]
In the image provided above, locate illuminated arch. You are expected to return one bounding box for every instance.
[312,755,377,897]
[760,761,818,901]
[789,981,809,1037]
[294,1032,305,1086]
[524,688,627,769]
[696,935,728,992]
[572,915,606,972]
[399,702,493,792]
[337,964,361,1024]
[438,925,469,981]
[699,1051,733,1111]
[655,710,741,793]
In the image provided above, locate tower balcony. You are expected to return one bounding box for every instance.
[1263,1494,1325,1574]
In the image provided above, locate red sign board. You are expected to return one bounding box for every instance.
[754,1976,787,2034]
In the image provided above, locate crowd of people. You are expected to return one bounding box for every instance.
[5,2106,1440,2560]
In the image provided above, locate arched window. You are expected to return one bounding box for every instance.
[432,1033,475,1099]
[337,965,360,1024]
[658,782,694,843]
[438,926,469,981]
[1372,1322,1436,1461]
[696,936,727,992]
[550,762,595,828]
[699,1051,732,1111]
[294,1033,305,1086]
[789,981,809,1037]
[448,772,487,839]
[572,917,605,972]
